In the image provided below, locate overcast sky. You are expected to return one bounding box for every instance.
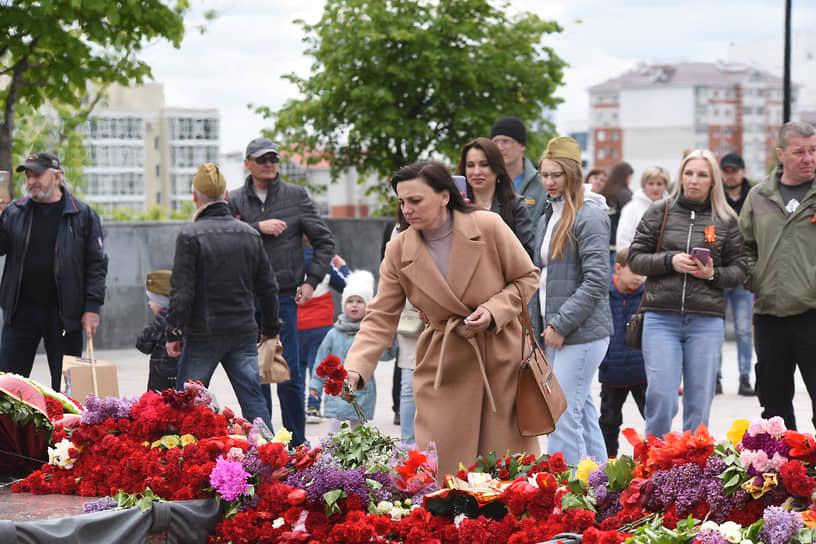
[139,0,815,155]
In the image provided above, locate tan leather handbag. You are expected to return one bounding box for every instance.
[514,282,567,436]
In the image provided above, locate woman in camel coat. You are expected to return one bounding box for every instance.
[344,161,540,479]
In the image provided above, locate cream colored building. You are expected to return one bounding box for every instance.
[77,83,219,211]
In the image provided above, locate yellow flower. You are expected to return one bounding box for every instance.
[575,458,599,485]
[160,434,181,449]
[142,441,151,448]
[273,428,292,445]
[727,419,751,445]
[180,434,197,446]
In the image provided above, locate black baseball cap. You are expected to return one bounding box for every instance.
[16,152,61,173]
[720,152,745,170]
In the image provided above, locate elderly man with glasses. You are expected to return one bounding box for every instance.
[229,137,335,446]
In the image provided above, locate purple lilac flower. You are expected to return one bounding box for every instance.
[209,457,252,502]
[83,496,118,513]
[587,467,608,488]
[596,491,622,522]
[692,529,729,544]
[81,394,137,424]
[758,505,804,544]
[242,445,262,474]
[646,463,705,514]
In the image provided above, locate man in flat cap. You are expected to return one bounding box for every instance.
[229,137,335,446]
[165,163,279,430]
[0,152,108,393]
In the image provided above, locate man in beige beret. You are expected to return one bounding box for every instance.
[165,163,280,429]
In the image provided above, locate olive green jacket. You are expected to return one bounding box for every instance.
[738,167,816,316]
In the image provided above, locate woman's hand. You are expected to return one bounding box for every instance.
[672,253,715,279]
[342,370,362,401]
[464,306,493,332]
[693,255,715,280]
[542,324,564,350]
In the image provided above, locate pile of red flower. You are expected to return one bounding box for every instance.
[12,385,246,499]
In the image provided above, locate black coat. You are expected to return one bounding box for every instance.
[628,195,747,318]
[228,175,335,296]
[0,190,108,332]
[166,202,280,340]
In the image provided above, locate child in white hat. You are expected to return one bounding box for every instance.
[310,270,377,432]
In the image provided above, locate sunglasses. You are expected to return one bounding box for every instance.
[254,155,279,165]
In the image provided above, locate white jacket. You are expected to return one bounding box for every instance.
[615,189,668,250]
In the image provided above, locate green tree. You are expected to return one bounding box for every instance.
[260,0,566,209]
[0,0,191,197]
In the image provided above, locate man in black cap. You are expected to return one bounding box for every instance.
[229,137,335,446]
[715,151,755,397]
[491,116,545,224]
[0,152,108,392]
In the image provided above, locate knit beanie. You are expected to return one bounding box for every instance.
[342,270,375,307]
[490,116,527,145]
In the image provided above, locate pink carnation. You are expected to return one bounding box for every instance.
[209,457,251,502]
[741,449,770,471]
[769,453,788,472]
[227,447,245,461]
[748,419,766,437]
[766,417,787,439]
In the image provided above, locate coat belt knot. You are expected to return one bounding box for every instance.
[433,316,497,413]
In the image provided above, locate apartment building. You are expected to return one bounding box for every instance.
[77,83,219,212]
[589,61,796,181]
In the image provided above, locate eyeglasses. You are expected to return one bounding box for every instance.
[540,171,565,180]
[253,155,279,165]
[492,137,518,147]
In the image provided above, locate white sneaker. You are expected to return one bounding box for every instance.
[306,407,321,424]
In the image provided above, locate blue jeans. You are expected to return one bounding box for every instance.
[546,338,609,465]
[263,297,305,446]
[717,286,754,381]
[299,325,332,411]
[642,312,724,438]
[400,367,416,444]
[176,334,272,430]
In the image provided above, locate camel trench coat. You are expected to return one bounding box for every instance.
[344,209,540,478]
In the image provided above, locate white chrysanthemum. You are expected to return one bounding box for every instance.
[48,438,77,469]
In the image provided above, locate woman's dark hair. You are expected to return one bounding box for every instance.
[584,168,607,183]
[390,161,474,231]
[455,137,516,229]
[600,161,634,207]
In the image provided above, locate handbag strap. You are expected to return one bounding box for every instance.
[631,199,670,316]
[512,281,546,363]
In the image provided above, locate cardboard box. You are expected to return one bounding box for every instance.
[62,358,119,402]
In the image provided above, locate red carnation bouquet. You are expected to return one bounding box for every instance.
[315,355,367,424]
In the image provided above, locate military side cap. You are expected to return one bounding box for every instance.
[543,137,582,164]
[192,163,226,199]
[146,270,172,296]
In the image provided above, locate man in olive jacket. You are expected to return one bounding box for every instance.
[739,121,816,431]
[229,137,335,446]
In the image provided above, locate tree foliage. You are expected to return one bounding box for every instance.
[261,0,566,207]
[0,0,190,195]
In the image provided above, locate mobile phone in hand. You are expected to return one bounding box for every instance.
[690,247,710,264]
[452,175,467,198]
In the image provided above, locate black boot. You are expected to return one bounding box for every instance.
[738,379,756,396]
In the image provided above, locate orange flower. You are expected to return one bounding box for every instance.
[704,225,716,243]
[810,212,816,223]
